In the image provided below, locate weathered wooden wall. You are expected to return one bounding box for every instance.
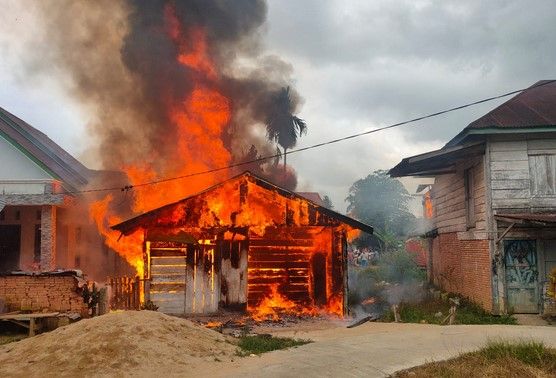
[247,226,342,309]
[431,156,487,235]
[489,136,556,212]
[219,240,248,308]
[147,241,220,315]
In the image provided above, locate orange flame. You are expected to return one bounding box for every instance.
[249,284,302,321]
[89,195,144,277]
[89,8,232,277]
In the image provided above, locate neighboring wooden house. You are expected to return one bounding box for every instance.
[390,80,556,315]
[111,172,373,315]
[0,106,129,278]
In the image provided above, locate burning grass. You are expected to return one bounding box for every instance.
[237,334,312,356]
[394,340,556,377]
[380,296,517,325]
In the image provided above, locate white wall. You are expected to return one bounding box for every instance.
[0,135,54,194]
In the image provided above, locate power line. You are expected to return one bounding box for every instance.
[67,79,556,195]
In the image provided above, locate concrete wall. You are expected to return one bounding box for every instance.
[0,135,52,180]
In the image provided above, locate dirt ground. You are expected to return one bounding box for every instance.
[206,321,556,378]
[0,311,238,377]
[2,312,556,377]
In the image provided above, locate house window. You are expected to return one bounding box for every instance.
[529,154,556,196]
[464,167,476,228]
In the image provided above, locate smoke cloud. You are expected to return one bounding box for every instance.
[32,0,303,195]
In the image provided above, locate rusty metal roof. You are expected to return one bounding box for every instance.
[466,80,556,129]
[495,213,556,225]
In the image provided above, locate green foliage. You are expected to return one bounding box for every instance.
[348,250,425,307]
[479,340,553,366]
[82,283,101,316]
[265,86,307,167]
[374,249,425,284]
[345,170,415,250]
[322,195,334,209]
[381,296,517,325]
[237,334,312,356]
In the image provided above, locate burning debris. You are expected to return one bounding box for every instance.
[111,172,373,318]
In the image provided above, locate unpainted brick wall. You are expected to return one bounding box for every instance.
[0,275,88,315]
[431,233,492,311]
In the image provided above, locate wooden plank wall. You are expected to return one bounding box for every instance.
[247,227,334,307]
[148,242,220,315]
[489,138,556,212]
[431,156,486,234]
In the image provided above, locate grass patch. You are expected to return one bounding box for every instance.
[395,340,556,377]
[237,334,312,356]
[381,296,516,325]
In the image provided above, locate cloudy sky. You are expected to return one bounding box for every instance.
[1,0,555,211]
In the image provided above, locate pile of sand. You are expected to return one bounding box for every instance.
[0,311,238,377]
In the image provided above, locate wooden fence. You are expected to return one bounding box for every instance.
[108,276,141,310]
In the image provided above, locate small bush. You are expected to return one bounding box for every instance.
[237,334,311,355]
[141,300,159,311]
[381,296,517,325]
[374,249,425,284]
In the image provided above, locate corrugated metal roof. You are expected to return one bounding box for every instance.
[0,106,91,191]
[495,213,556,225]
[466,80,556,129]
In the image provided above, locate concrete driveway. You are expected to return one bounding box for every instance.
[207,322,556,377]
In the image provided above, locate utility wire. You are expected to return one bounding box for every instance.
[66,79,556,195]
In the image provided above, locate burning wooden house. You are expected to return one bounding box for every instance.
[111,172,373,318]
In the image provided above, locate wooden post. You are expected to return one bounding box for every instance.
[392,304,401,322]
[29,318,36,337]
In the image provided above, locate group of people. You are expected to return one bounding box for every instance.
[348,247,377,267]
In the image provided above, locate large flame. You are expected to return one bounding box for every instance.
[89,7,232,277]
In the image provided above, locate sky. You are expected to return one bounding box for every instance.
[1,0,556,212]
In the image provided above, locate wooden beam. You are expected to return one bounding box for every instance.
[496,221,516,244]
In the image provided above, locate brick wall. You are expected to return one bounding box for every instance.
[431,233,492,311]
[0,275,88,315]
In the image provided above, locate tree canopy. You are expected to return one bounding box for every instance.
[346,170,415,250]
[265,86,307,169]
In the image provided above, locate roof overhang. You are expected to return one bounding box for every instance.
[389,141,485,177]
[495,213,556,227]
[446,125,556,147]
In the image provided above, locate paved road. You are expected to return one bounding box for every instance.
[208,323,556,377]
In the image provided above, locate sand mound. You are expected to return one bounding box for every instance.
[0,311,238,377]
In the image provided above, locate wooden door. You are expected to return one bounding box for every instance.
[504,240,539,313]
[149,244,187,315]
[0,225,21,272]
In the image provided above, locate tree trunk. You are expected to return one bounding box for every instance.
[283,148,287,177]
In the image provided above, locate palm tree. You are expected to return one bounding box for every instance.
[265,87,307,171]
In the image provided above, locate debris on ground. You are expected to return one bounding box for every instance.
[0,311,238,377]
